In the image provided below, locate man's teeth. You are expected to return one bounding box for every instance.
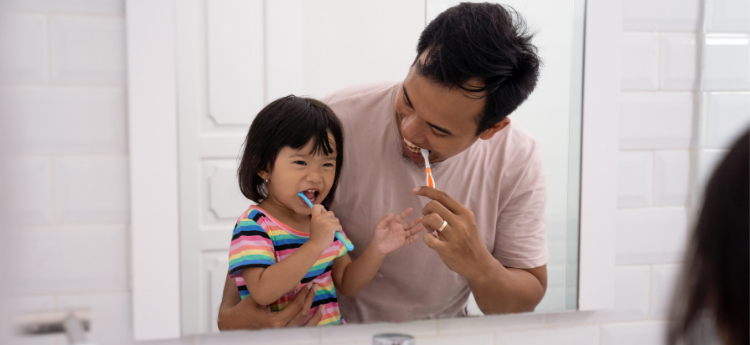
[403,139,422,153]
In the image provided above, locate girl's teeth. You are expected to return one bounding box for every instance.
[303,190,316,200]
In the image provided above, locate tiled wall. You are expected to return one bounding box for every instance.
[2,0,748,344]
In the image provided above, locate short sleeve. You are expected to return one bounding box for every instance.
[228,211,276,278]
[492,143,549,269]
[334,229,351,259]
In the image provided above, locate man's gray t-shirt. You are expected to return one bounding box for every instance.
[326,81,548,323]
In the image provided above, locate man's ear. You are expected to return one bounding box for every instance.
[478,117,511,140]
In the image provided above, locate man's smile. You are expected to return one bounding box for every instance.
[403,138,423,154]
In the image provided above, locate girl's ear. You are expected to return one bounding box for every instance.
[258,170,270,181]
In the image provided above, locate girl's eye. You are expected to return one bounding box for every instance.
[323,163,334,167]
[294,160,307,166]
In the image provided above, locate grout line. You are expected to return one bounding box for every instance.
[656,32,662,91]
[4,10,124,18]
[23,222,130,228]
[49,155,58,226]
[45,14,52,84]
[616,205,689,211]
[647,265,653,320]
[649,150,655,206]
[619,90,695,94]
[1,83,127,89]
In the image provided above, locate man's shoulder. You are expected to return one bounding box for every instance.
[486,119,540,163]
[323,81,400,114]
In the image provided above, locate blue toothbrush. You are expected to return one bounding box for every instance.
[298,192,354,251]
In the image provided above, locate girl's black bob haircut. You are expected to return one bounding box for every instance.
[237,95,344,208]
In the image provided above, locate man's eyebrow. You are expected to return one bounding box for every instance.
[402,85,414,109]
[427,122,453,135]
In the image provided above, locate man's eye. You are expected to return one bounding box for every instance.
[431,128,448,137]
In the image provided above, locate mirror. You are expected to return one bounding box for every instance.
[175,0,584,335]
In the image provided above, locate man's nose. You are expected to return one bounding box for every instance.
[401,113,424,142]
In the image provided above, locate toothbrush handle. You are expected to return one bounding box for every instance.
[335,231,354,251]
[426,168,435,188]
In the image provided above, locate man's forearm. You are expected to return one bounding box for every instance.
[467,253,546,314]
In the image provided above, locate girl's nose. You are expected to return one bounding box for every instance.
[306,169,323,183]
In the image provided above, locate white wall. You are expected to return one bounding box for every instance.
[1,0,748,345]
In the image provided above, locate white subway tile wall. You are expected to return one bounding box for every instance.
[0,14,47,83]
[546,266,650,325]
[2,0,747,344]
[707,0,750,33]
[653,150,690,206]
[650,264,683,319]
[616,208,689,265]
[623,0,700,31]
[53,155,130,223]
[617,151,653,207]
[659,33,697,91]
[3,87,127,154]
[49,16,126,85]
[621,33,659,90]
[703,34,750,91]
[10,156,53,224]
[12,224,128,294]
[620,92,694,149]
[0,0,124,15]
[705,92,750,148]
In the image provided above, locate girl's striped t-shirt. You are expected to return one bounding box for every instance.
[228,205,349,326]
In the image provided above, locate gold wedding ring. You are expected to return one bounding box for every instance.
[437,220,448,232]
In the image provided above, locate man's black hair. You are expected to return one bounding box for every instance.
[237,95,344,208]
[416,2,541,135]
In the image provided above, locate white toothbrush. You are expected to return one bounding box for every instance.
[421,148,436,189]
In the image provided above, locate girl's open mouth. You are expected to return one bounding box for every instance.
[300,189,319,204]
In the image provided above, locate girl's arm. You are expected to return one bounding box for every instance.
[243,239,328,305]
[332,209,424,296]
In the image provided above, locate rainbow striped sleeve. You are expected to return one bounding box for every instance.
[228,210,275,278]
[335,230,350,259]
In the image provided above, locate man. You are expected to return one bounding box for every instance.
[218,2,547,329]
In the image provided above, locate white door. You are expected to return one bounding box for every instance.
[175,0,304,335]
[175,0,424,334]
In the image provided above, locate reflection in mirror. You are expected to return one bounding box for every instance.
[176,0,584,335]
[426,0,585,315]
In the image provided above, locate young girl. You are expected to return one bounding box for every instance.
[228,96,424,326]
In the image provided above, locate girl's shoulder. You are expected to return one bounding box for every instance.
[237,205,309,238]
[234,205,264,226]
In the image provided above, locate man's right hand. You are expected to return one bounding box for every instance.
[217,275,323,330]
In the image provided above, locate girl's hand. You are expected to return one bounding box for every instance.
[309,204,342,250]
[370,208,424,256]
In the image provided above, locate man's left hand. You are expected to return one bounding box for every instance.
[412,186,496,281]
